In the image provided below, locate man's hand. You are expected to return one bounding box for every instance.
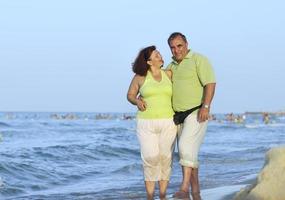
[136,97,147,111]
[198,107,209,122]
[198,83,216,122]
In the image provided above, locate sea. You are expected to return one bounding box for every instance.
[0,112,285,200]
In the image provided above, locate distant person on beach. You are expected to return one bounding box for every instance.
[127,46,177,200]
[167,32,216,200]
[263,113,270,124]
[226,113,235,122]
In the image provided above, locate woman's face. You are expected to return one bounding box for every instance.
[148,50,164,68]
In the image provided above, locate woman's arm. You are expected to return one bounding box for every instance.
[127,75,147,111]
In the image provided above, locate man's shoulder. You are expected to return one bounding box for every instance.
[191,52,211,67]
[192,51,208,60]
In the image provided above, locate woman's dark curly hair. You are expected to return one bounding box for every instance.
[132,45,156,76]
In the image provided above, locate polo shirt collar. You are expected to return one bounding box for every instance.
[172,49,193,64]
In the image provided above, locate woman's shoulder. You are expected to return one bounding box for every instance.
[132,74,146,86]
[133,74,145,80]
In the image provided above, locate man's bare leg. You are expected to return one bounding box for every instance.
[179,166,192,192]
[190,168,201,200]
[173,166,192,198]
[190,168,200,193]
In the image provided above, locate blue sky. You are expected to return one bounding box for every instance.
[0,0,284,113]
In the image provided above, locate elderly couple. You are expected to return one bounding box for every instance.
[127,32,216,200]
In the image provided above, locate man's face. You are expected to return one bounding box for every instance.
[169,36,188,62]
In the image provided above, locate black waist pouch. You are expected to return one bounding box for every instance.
[173,104,202,125]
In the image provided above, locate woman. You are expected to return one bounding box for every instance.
[127,46,177,200]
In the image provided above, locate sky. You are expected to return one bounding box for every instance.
[0,0,284,113]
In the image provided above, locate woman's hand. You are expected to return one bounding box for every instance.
[136,97,147,111]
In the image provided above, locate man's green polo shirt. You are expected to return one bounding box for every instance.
[167,50,216,112]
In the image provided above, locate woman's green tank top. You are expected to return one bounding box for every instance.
[137,70,174,119]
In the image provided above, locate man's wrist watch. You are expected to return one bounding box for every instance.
[202,104,210,109]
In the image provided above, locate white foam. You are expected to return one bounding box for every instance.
[245,123,285,129]
[161,185,244,200]
[0,177,4,187]
[202,185,244,200]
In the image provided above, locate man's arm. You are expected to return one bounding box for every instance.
[198,83,216,122]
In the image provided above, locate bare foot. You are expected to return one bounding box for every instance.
[191,192,201,200]
[173,190,190,199]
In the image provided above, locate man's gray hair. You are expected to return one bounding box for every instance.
[168,32,188,45]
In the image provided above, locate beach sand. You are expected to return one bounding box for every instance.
[234,146,285,200]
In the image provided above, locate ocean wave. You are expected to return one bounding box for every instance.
[220,146,269,155]
[0,186,27,199]
[0,159,102,199]
[58,123,75,127]
[215,124,246,131]
[0,122,10,127]
[39,122,51,126]
[111,163,141,174]
[0,162,51,197]
[98,127,135,134]
[31,144,102,163]
[0,176,4,188]
[95,144,140,159]
[200,146,268,164]
[245,123,285,129]
[1,142,138,166]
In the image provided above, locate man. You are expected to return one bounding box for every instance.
[167,32,216,199]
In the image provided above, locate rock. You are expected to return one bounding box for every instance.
[234,146,285,200]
